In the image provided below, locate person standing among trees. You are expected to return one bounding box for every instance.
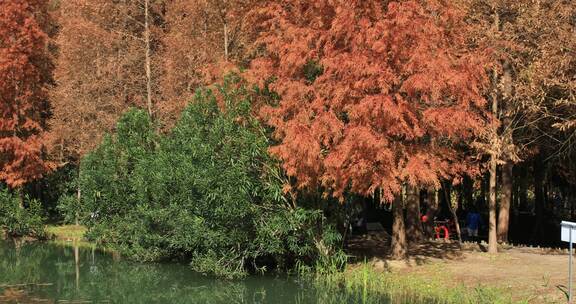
[465,206,483,243]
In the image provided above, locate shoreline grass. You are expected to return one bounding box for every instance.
[45,225,87,240]
[312,263,526,304]
[45,225,97,250]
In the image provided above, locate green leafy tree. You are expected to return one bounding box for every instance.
[72,75,341,278]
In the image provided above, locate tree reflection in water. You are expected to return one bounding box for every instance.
[0,240,377,304]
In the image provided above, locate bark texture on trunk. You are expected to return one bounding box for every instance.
[488,156,498,253]
[488,61,499,254]
[405,185,424,243]
[144,0,153,118]
[76,186,81,226]
[391,193,407,259]
[443,183,462,244]
[498,161,513,243]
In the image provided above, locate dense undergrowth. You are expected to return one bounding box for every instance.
[54,75,344,278]
[0,189,46,239]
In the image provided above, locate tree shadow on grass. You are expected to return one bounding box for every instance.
[345,231,481,266]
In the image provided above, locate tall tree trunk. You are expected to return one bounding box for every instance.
[391,192,407,259]
[405,185,424,243]
[498,161,513,243]
[488,155,498,253]
[144,0,153,118]
[76,184,81,226]
[76,148,83,226]
[497,59,513,245]
[488,63,499,254]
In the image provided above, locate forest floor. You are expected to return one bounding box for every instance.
[346,231,571,303]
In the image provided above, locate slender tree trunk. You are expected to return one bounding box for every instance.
[391,192,407,259]
[76,145,82,226]
[498,161,513,243]
[488,64,499,254]
[443,182,462,244]
[497,59,513,245]
[488,156,498,253]
[59,138,64,164]
[144,0,153,118]
[223,21,229,61]
[17,187,24,209]
[405,185,424,243]
[76,184,81,226]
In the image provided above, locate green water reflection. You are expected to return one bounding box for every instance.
[0,240,386,303]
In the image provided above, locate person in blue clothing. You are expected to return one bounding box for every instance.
[465,206,483,242]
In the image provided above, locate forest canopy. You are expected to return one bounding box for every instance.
[0,0,575,276]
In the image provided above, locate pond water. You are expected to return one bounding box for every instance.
[0,240,387,303]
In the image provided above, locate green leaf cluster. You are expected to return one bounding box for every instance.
[0,189,46,239]
[71,75,341,278]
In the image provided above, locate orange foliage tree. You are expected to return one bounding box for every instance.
[0,0,52,188]
[249,0,491,257]
[161,0,257,127]
[48,0,165,161]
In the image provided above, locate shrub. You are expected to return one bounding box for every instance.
[73,75,342,278]
[25,163,78,223]
[0,189,46,239]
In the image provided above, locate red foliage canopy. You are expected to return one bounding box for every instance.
[249,0,490,201]
[0,0,51,187]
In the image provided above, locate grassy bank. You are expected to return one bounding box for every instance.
[46,225,87,239]
[314,263,526,304]
[45,225,96,249]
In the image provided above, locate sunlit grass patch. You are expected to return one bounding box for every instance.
[46,225,87,240]
[313,262,524,304]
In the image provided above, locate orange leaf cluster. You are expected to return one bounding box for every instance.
[0,0,52,187]
[249,0,491,201]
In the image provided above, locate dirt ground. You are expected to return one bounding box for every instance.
[346,231,572,303]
